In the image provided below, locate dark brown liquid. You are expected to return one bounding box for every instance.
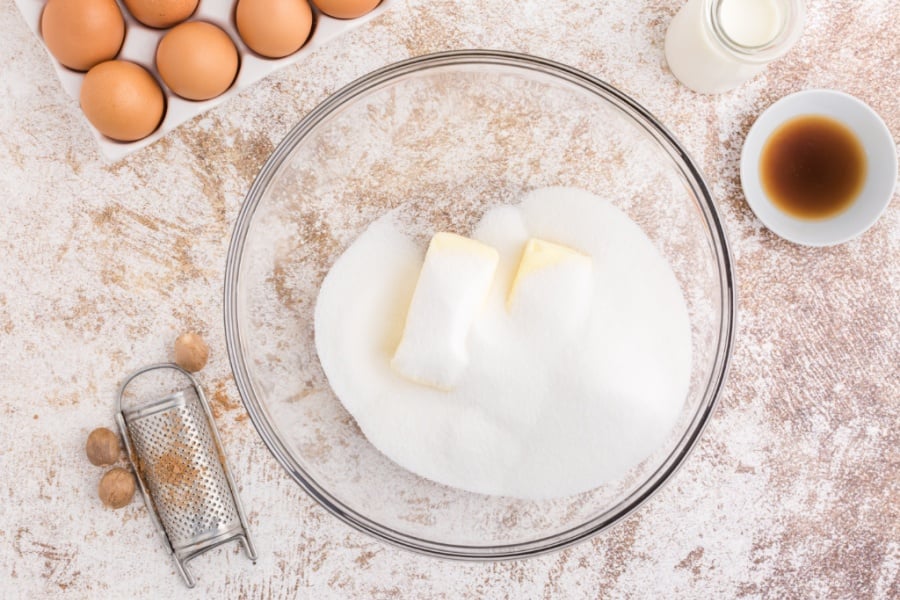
[760,115,867,220]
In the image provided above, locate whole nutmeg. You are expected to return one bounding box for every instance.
[174,332,209,372]
[98,467,135,508]
[85,427,121,466]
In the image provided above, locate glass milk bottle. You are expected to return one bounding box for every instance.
[665,0,805,94]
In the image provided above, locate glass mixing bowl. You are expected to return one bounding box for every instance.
[224,50,735,559]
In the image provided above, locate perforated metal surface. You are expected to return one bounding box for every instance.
[126,390,240,550]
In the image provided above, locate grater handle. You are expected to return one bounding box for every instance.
[116,362,203,414]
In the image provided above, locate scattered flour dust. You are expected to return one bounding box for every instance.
[314,187,691,499]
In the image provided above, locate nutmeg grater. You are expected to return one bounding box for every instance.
[116,363,257,587]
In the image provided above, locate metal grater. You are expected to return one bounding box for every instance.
[116,363,257,587]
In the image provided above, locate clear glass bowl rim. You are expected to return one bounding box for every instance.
[224,49,736,560]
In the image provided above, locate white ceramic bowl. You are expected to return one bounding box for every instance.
[740,89,897,246]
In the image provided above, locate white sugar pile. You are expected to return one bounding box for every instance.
[314,187,691,499]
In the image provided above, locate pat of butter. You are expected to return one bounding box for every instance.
[392,232,499,390]
[508,238,593,332]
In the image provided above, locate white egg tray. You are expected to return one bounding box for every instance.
[14,0,393,160]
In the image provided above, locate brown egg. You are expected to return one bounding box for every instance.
[122,0,199,28]
[236,0,313,58]
[80,61,165,141]
[312,0,379,19]
[40,0,125,71]
[156,22,239,101]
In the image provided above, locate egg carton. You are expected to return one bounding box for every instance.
[14,0,394,161]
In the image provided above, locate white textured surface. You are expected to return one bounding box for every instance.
[0,0,898,597]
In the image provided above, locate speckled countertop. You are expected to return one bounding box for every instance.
[1,0,898,597]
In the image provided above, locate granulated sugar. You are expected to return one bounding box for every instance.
[314,187,691,499]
